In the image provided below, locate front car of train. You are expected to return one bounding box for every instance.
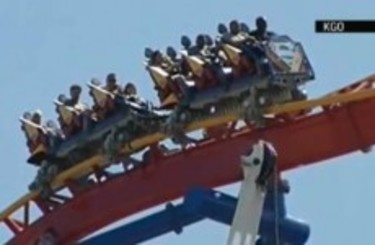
[264,34,315,86]
[160,31,315,129]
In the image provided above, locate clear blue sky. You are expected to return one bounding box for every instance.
[1,0,375,244]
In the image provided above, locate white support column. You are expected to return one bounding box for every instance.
[227,140,270,245]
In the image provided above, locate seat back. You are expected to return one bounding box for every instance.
[20,117,43,141]
[88,82,113,109]
[146,65,170,89]
[184,55,205,78]
[161,93,178,108]
[54,101,75,125]
[222,44,242,66]
[264,34,315,83]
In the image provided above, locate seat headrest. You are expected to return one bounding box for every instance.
[166,46,177,59]
[217,23,228,34]
[181,35,191,49]
[144,47,154,59]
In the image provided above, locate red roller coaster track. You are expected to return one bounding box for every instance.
[7,87,375,245]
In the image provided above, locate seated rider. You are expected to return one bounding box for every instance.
[91,73,122,120]
[59,84,90,136]
[25,112,63,197]
[226,20,257,46]
[149,50,178,75]
[103,73,121,95]
[184,34,222,89]
[22,110,49,154]
[166,46,188,75]
[240,22,251,33]
[223,20,270,76]
[148,50,182,102]
[31,110,43,125]
[187,34,209,57]
[29,110,62,138]
[215,24,233,67]
[65,84,91,113]
[64,84,81,107]
[197,34,223,65]
[249,16,274,41]
[123,82,149,107]
[202,34,228,67]
[123,82,139,102]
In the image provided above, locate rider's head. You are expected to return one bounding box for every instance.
[240,22,250,33]
[255,16,267,33]
[106,73,117,89]
[229,20,240,35]
[204,35,213,46]
[217,23,228,35]
[196,34,206,49]
[151,50,163,65]
[123,82,137,96]
[69,84,82,100]
[31,110,42,124]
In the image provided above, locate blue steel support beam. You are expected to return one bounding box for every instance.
[80,203,204,245]
[185,187,309,245]
[82,182,309,245]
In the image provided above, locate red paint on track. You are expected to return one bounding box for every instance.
[11,99,375,245]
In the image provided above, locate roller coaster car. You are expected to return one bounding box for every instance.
[20,113,59,166]
[54,94,87,138]
[173,33,314,110]
[180,50,232,90]
[157,56,266,111]
[46,87,166,166]
[221,34,314,87]
[220,42,257,78]
[152,68,278,113]
[264,34,315,85]
[145,64,182,109]
[88,80,118,120]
